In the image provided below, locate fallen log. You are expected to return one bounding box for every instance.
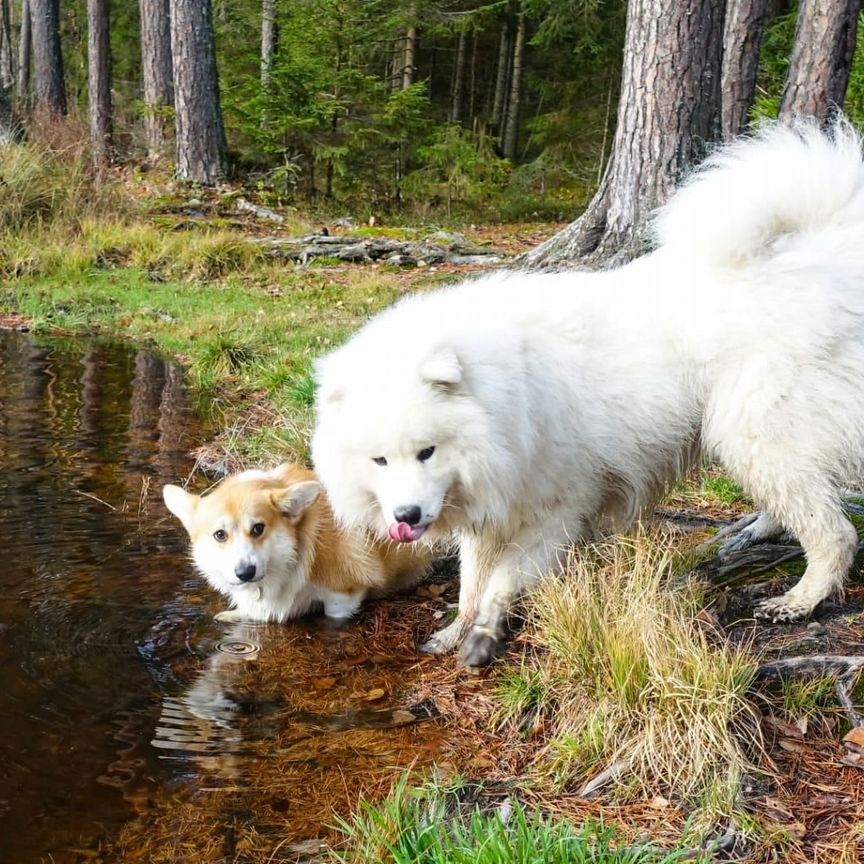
[252,232,503,268]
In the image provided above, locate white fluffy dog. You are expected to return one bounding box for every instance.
[312,120,864,666]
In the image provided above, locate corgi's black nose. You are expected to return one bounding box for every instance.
[235,563,257,582]
[393,505,422,526]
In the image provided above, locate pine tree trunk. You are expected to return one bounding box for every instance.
[29,0,65,115]
[490,19,510,130]
[721,0,770,138]
[502,12,525,160]
[0,68,11,143]
[450,29,466,123]
[140,0,173,162]
[88,0,112,170]
[261,0,276,90]
[778,0,862,124]
[402,2,417,89]
[0,0,14,90]
[523,0,724,269]
[17,0,30,102]
[170,0,228,184]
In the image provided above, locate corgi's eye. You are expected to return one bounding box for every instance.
[417,446,435,462]
[213,529,228,543]
[250,523,265,538]
[372,456,387,466]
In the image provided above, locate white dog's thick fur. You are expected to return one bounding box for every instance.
[312,120,864,665]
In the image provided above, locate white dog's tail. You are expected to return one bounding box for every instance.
[654,117,864,267]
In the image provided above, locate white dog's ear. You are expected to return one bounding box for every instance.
[272,481,321,520]
[163,485,199,533]
[420,347,462,390]
[266,462,295,481]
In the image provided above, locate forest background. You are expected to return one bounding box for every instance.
[4,0,860,224]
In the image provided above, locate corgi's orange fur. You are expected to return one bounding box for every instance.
[163,463,430,622]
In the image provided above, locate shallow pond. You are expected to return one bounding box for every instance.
[0,330,451,863]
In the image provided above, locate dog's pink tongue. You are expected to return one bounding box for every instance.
[388,522,426,543]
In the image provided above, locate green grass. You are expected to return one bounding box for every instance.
[334,775,698,864]
[700,475,750,507]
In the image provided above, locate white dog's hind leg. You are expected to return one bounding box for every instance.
[420,532,484,655]
[460,529,570,667]
[753,492,857,623]
[720,511,785,555]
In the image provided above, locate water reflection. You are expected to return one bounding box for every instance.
[0,330,205,864]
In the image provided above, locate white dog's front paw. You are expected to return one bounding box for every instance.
[214,609,248,623]
[754,594,817,623]
[419,616,469,655]
[459,625,504,668]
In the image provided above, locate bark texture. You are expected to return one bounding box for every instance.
[0,0,14,90]
[0,73,11,143]
[29,0,65,115]
[260,0,276,90]
[502,12,525,160]
[140,0,173,161]
[721,0,770,138]
[170,0,227,184]
[779,0,862,124]
[523,0,724,269]
[490,19,509,132]
[401,3,416,89]
[449,29,466,122]
[16,0,30,102]
[88,0,113,168]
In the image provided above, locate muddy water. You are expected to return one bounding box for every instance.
[0,330,451,864]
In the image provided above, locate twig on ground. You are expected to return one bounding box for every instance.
[696,513,759,552]
[578,759,627,798]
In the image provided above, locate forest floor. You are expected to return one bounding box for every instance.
[2,187,864,863]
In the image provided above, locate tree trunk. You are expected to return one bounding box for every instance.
[721,0,770,138]
[491,18,510,130]
[29,0,65,115]
[0,71,11,143]
[778,0,862,124]
[170,0,228,184]
[401,2,417,89]
[140,0,173,162]
[523,0,724,269]
[0,0,14,90]
[87,0,113,170]
[502,12,525,160]
[261,0,276,90]
[449,29,466,123]
[17,0,30,102]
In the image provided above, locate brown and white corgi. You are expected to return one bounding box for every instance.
[163,463,430,623]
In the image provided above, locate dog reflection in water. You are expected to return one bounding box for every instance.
[151,623,271,777]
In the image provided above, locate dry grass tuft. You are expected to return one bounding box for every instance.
[504,527,759,827]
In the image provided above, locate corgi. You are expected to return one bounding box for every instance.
[163,463,430,623]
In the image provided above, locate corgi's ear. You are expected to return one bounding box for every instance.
[163,485,199,533]
[420,347,462,390]
[272,480,321,520]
